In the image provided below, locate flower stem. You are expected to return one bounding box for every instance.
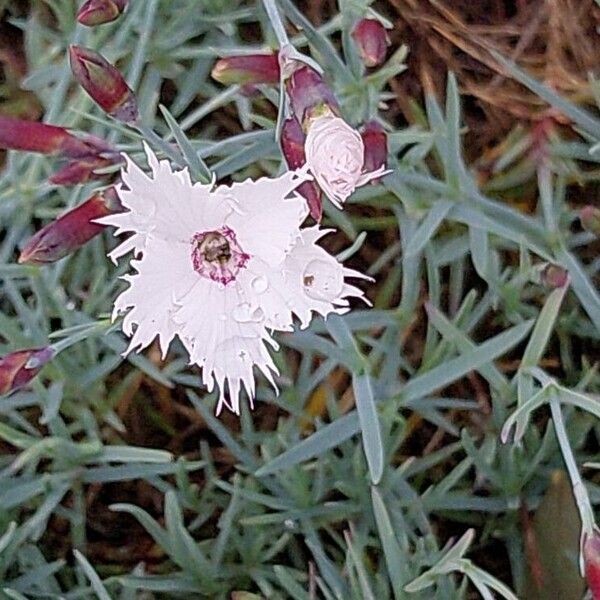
[549,393,595,572]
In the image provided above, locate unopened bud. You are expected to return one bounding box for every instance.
[585,530,600,599]
[0,348,54,395]
[361,120,387,178]
[581,206,600,237]
[281,116,306,169]
[286,66,339,126]
[212,52,280,86]
[352,19,389,68]
[19,188,120,265]
[281,117,322,221]
[69,45,138,123]
[0,116,110,158]
[77,0,128,26]
[542,264,569,289]
[49,156,116,186]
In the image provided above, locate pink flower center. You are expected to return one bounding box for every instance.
[191,226,249,285]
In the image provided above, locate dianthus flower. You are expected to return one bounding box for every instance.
[98,146,369,414]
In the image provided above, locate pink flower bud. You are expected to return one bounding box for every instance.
[304,115,389,208]
[281,116,307,169]
[281,117,322,221]
[212,52,280,86]
[361,120,387,177]
[581,206,600,237]
[0,116,110,158]
[49,156,116,186]
[352,19,389,68]
[69,45,138,123]
[541,264,569,289]
[585,531,600,599]
[77,0,128,26]
[286,66,339,125]
[0,348,54,395]
[19,188,121,265]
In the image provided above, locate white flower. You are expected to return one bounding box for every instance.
[304,115,389,208]
[98,144,370,415]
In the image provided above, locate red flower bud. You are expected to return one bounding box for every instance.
[0,116,110,158]
[49,156,116,186]
[297,180,323,223]
[281,117,323,221]
[281,116,306,169]
[0,348,54,395]
[286,66,339,125]
[351,19,389,68]
[212,52,280,86]
[19,188,121,265]
[69,46,138,123]
[581,206,600,237]
[585,531,600,599]
[77,0,128,26]
[361,120,387,178]
[541,264,569,289]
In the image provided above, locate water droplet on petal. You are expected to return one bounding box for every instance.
[303,259,343,302]
[232,302,264,323]
[251,275,268,294]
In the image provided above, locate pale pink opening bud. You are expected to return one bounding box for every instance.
[581,206,600,237]
[0,348,54,395]
[304,115,389,208]
[0,116,110,158]
[286,66,339,125]
[19,188,121,265]
[584,531,600,599]
[69,45,138,123]
[211,52,280,86]
[352,19,389,68]
[77,0,128,26]
[281,117,323,221]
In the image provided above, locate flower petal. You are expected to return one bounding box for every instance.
[100,145,233,259]
[238,227,369,330]
[225,170,311,265]
[174,280,278,415]
[114,238,198,357]
[283,227,370,326]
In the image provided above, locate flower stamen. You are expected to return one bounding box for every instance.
[191,226,249,285]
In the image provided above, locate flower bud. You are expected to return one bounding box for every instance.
[19,188,120,265]
[49,156,116,186]
[77,0,128,26]
[286,66,339,125]
[69,45,138,123]
[580,206,600,237]
[0,116,110,158]
[352,19,389,68]
[0,348,54,395]
[211,52,280,86]
[361,120,387,177]
[281,116,306,169]
[281,117,323,221]
[542,264,569,289]
[304,115,389,208]
[584,530,600,599]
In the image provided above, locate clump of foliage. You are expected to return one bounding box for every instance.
[2,1,600,599]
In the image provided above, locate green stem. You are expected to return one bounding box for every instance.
[549,393,595,572]
[262,0,290,47]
